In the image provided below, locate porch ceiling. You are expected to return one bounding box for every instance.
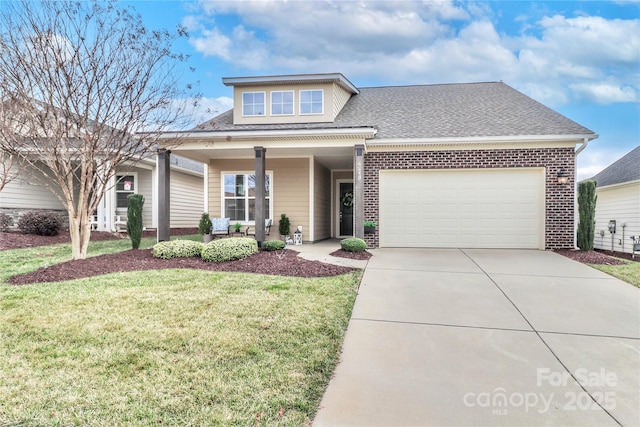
[169,145,355,170]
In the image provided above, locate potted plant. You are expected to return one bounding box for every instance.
[234,222,242,233]
[198,213,213,243]
[364,221,377,234]
[278,213,291,242]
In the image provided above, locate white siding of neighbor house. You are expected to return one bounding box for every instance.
[593,182,640,254]
[170,170,204,228]
[114,166,153,229]
[0,164,65,210]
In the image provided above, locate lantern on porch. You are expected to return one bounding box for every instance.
[294,226,302,245]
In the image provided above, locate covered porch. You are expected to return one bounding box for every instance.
[156,129,373,244]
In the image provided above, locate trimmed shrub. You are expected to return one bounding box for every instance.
[341,237,367,252]
[0,213,12,232]
[152,239,204,259]
[262,239,285,251]
[278,213,290,237]
[17,211,63,236]
[577,180,597,251]
[127,194,145,250]
[198,213,212,235]
[201,237,258,262]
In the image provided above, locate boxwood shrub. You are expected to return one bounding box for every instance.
[340,237,367,252]
[0,213,12,232]
[201,237,258,262]
[152,239,204,259]
[262,239,285,251]
[17,210,63,236]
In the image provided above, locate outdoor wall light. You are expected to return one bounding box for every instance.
[557,168,570,185]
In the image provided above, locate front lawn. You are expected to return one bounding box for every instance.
[0,239,360,425]
[590,260,640,288]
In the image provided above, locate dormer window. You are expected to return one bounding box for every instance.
[300,89,323,115]
[242,92,265,116]
[271,91,294,116]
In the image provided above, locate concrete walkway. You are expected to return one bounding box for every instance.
[291,239,369,269]
[314,249,640,426]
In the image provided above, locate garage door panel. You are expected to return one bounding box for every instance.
[379,168,544,249]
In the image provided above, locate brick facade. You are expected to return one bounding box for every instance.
[363,147,575,249]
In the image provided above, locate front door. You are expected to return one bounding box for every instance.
[339,182,354,236]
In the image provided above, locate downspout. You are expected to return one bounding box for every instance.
[575,137,590,156]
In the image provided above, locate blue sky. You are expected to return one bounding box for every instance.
[127,0,639,180]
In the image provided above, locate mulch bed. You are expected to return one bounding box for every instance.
[555,249,631,265]
[0,228,198,251]
[8,248,358,285]
[330,249,372,260]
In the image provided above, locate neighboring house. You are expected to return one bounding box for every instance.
[157,73,598,249]
[589,146,640,254]
[0,154,204,232]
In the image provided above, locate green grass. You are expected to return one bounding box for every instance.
[590,260,640,288]
[0,238,360,425]
[0,235,201,282]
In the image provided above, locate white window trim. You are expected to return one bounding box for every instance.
[299,89,324,115]
[220,171,274,223]
[115,172,138,210]
[270,90,295,116]
[241,91,266,117]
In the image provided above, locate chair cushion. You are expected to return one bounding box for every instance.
[212,217,230,232]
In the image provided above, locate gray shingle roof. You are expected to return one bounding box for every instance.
[590,145,640,187]
[194,82,595,140]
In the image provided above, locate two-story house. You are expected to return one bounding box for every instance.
[157,73,597,249]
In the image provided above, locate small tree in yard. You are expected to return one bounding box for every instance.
[0,0,197,259]
[127,194,144,250]
[0,151,17,193]
[577,180,597,251]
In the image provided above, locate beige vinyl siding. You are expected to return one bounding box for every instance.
[593,182,640,254]
[313,159,331,241]
[0,163,65,210]
[232,83,336,125]
[208,158,310,236]
[332,83,352,120]
[170,171,204,228]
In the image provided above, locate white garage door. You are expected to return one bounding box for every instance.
[379,168,545,249]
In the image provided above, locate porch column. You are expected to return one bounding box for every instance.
[254,146,266,247]
[354,144,365,239]
[157,148,171,242]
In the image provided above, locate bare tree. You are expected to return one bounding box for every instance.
[0,0,197,259]
[0,151,17,193]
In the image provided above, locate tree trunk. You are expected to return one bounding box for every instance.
[69,213,92,260]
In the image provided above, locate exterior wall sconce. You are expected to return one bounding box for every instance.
[557,168,570,185]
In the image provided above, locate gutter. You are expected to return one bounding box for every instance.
[575,137,592,156]
[156,127,377,140]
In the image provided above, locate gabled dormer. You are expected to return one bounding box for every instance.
[222,73,359,125]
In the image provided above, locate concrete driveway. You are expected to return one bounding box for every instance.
[313,249,640,427]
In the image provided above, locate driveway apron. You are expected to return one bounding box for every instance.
[313,249,640,427]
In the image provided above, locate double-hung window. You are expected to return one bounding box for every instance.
[223,173,271,222]
[271,90,294,116]
[242,92,265,116]
[115,174,136,208]
[300,89,323,115]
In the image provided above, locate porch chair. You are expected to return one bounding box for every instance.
[245,218,272,238]
[210,217,231,238]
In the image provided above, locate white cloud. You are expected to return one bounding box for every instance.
[191,96,233,125]
[570,82,638,104]
[576,146,629,182]
[186,1,639,107]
